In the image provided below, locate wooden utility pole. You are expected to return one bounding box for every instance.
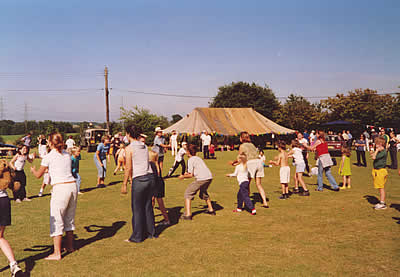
[104,66,110,134]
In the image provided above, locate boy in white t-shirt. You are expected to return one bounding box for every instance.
[269,141,291,200]
[166,142,187,178]
[179,144,215,220]
[288,140,310,196]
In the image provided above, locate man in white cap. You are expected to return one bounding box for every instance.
[200,131,211,159]
[170,130,178,156]
[153,127,169,175]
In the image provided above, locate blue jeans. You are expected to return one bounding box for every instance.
[317,160,338,190]
[237,181,254,210]
[94,156,107,178]
[129,174,155,242]
[74,173,81,192]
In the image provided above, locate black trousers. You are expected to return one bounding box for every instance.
[356,150,367,166]
[203,145,210,159]
[302,151,310,173]
[129,174,155,242]
[237,181,254,210]
[13,170,27,200]
[389,148,398,169]
[168,160,186,176]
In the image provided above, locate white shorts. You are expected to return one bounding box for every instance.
[280,166,290,184]
[247,159,264,178]
[50,183,77,237]
[295,162,305,173]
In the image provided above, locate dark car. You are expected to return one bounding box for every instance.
[0,143,18,157]
[326,135,344,156]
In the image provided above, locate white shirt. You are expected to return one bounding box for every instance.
[0,189,7,198]
[292,147,305,164]
[229,163,249,184]
[175,148,186,162]
[188,156,212,181]
[170,134,178,145]
[259,155,266,163]
[65,138,75,149]
[299,138,308,146]
[14,154,27,171]
[41,149,75,185]
[202,135,211,146]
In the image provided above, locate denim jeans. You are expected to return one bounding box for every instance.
[129,174,155,242]
[74,173,81,192]
[317,159,338,190]
[237,181,254,210]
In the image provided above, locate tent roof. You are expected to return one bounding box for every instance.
[163,107,295,135]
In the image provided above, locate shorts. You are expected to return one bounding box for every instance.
[184,179,212,200]
[94,156,107,178]
[372,168,388,189]
[247,159,264,178]
[0,196,11,226]
[295,162,305,173]
[158,156,164,163]
[153,176,165,198]
[280,166,290,184]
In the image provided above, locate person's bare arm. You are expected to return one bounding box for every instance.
[96,151,103,166]
[339,155,345,173]
[179,172,193,179]
[304,140,321,151]
[9,155,18,170]
[30,165,47,178]
[122,147,133,187]
[269,154,282,166]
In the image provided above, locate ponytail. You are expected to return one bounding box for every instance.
[49,133,64,153]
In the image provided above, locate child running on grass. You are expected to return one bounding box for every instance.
[269,141,291,200]
[288,140,310,196]
[113,143,126,175]
[71,147,83,195]
[370,137,388,210]
[9,145,34,203]
[149,150,170,225]
[166,142,187,178]
[226,153,256,215]
[179,144,215,220]
[38,168,50,197]
[0,185,23,276]
[339,147,352,190]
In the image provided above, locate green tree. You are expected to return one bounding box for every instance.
[171,114,183,124]
[119,106,170,143]
[209,82,280,119]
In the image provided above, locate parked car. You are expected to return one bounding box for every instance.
[0,143,18,157]
[326,135,344,156]
[80,129,108,152]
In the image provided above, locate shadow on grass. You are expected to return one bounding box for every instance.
[155,206,183,236]
[250,193,270,203]
[393,217,400,224]
[364,195,379,205]
[390,203,400,212]
[0,221,126,276]
[80,181,122,193]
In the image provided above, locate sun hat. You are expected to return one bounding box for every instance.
[140,134,148,138]
[155,127,162,132]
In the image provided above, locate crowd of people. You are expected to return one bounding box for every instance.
[0,125,398,276]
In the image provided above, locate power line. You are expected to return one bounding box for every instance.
[113,88,213,99]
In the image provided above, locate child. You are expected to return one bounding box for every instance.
[38,168,51,197]
[149,150,170,225]
[339,147,352,190]
[71,147,83,195]
[269,141,290,199]
[288,140,310,196]
[259,150,266,166]
[9,145,34,203]
[179,144,215,220]
[166,142,187,178]
[370,137,388,210]
[113,143,126,175]
[209,144,216,159]
[226,153,256,215]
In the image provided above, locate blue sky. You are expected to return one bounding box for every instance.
[1,0,399,122]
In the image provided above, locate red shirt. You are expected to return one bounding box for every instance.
[316,140,328,156]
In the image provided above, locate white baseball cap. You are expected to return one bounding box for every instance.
[155,127,162,132]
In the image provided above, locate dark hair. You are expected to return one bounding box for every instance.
[125,125,142,139]
[240,132,251,143]
[17,145,29,155]
[277,141,286,150]
[49,133,64,153]
[187,144,198,156]
[341,147,351,157]
[291,139,300,148]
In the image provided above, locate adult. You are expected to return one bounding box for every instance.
[342,130,349,146]
[152,127,169,175]
[304,130,339,192]
[122,125,155,243]
[355,134,367,167]
[388,131,398,169]
[303,130,310,143]
[94,135,110,188]
[31,133,77,260]
[111,134,121,165]
[236,132,269,208]
[170,130,178,156]
[20,132,32,148]
[297,133,310,175]
[65,135,75,150]
[363,130,371,151]
[38,134,48,158]
[346,130,353,148]
[201,131,212,159]
[380,129,390,149]
[309,130,317,145]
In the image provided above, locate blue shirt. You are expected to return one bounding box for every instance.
[71,154,81,177]
[303,132,310,142]
[356,139,365,151]
[153,136,165,157]
[96,143,110,160]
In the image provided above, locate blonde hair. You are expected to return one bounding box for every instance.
[71,146,81,156]
[237,153,248,170]
[374,136,385,147]
[148,150,158,163]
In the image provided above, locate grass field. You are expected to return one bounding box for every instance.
[0,149,399,276]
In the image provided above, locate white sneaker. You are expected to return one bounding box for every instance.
[38,192,43,197]
[374,203,387,210]
[15,199,22,203]
[10,263,22,276]
[22,198,31,202]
